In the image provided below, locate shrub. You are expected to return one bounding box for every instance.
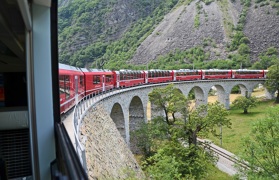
[240,37,250,44]
[238,44,250,55]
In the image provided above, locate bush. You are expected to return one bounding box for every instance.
[240,37,250,44]
[238,44,250,55]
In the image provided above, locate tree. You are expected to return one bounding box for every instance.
[185,102,231,145]
[265,64,279,103]
[138,85,232,178]
[142,139,216,180]
[239,106,279,179]
[131,117,169,157]
[232,96,259,114]
[148,84,189,125]
[148,85,231,145]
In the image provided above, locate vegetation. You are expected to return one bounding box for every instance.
[142,140,216,179]
[133,84,232,178]
[265,63,279,103]
[185,102,231,145]
[232,96,259,114]
[252,47,279,69]
[58,0,183,68]
[238,106,279,179]
[148,84,188,125]
[207,100,275,154]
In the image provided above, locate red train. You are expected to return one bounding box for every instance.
[59,63,267,114]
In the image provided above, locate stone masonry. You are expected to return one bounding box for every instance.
[80,105,145,179]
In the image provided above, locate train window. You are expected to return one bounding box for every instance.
[64,75,70,100]
[106,75,112,82]
[80,76,84,86]
[93,75,101,84]
[59,75,65,98]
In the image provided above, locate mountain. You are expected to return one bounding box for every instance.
[58,0,279,70]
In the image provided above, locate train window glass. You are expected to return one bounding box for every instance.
[64,75,70,100]
[80,76,84,86]
[106,75,112,82]
[59,75,65,98]
[93,75,100,84]
[133,72,135,79]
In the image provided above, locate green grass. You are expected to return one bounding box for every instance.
[206,100,278,155]
[204,165,234,180]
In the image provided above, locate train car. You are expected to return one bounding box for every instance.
[59,63,85,114]
[113,70,145,88]
[202,69,232,79]
[81,68,114,95]
[145,70,173,83]
[173,69,202,81]
[232,69,266,79]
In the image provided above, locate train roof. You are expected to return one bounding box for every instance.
[174,69,200,72]
[146,69,172,72]
[116,70,144,74]
[81,68,111,72]
[59,63,82,72]
[233,69,263,71]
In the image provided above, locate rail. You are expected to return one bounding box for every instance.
[198,138,250,170]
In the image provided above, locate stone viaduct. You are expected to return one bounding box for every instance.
[101,80,269,147]
[76,79,273,178]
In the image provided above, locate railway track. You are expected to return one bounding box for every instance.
[198,138,249,176]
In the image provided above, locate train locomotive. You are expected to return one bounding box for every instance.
[59,63,267,114]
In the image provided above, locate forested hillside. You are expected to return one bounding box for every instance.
[58,0,279,70]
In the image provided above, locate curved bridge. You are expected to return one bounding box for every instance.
[73,79,272,172]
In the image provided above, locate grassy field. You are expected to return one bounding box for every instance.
[206,100,277,155]
[205,87,279,155]
[205,165,233,180]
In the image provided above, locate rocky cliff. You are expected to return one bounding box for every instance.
[131,0,279,64]
[58,0,279,68]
